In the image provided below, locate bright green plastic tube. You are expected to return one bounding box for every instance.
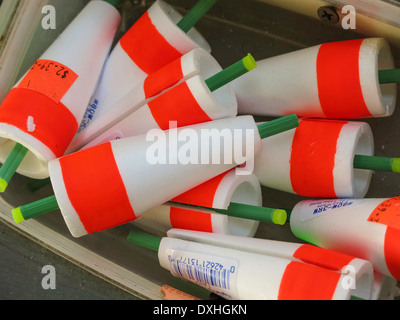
[205,54,256,92]
[353,154,400,173]
[12,195,59,223]
[127,231,162,252]
[177,0,219,33]
[0,143,29,192]
[214,202,287,225]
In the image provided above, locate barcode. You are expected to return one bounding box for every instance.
[172,260,231,290]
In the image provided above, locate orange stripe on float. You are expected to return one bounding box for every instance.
[0,88,78,157]
[143,57,184,98]
[384,226,400,281]
[147,81,212,130]
[317,39,372,118]
[120,11,182,75]
[59,142,136,234]
[172,170,231,208]
[278,261,341,300]
[293,244,355,272]
[368,196,400,230]
[170,207,213,232]
[290,119,346,198]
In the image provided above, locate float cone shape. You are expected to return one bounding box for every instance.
[77,0,217,135]
[26,53,256,192]
[74,53,256,151]
[232,38,398,119]
[127,229,373,300]
[70,48,219,151]
[289,197,400,281]
[254,118,400,199]
[137,168,287,238]
[12,114,299,238]
[0,0,121,191]
[137,169,264,237]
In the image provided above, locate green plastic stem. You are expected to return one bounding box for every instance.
[257,114,299,140]
[353,155,400,173]
[105,0,121,8]
[378,69,400,84]
[350,295,366,300]
[205,54,257,92]
[0,143,28,192]
[177,0,219,33]
[27,177,51,193]
[17,195,59,221]
[214,202,287,225]
[127,231,161,252]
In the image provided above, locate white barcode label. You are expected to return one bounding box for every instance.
[167,249,238,300]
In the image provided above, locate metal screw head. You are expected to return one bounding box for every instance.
[317,6,340,24]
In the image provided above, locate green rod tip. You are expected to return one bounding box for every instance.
[16,195,59,222]
[242,54,257,71]
[392,158,400,173]
[214,202,287,224]
[127,231,161,252]
[272,209,287,225]
[205,54,257,92]
[353,154,400,173]
[0,178,8,193]
[12,207,25,224]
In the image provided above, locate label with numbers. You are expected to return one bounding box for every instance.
[368,196,400,230]
[18,59,78,103]
[167,249,239,300]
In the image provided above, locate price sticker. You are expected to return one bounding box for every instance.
[18,59,78,103]
[368,196,400,230]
